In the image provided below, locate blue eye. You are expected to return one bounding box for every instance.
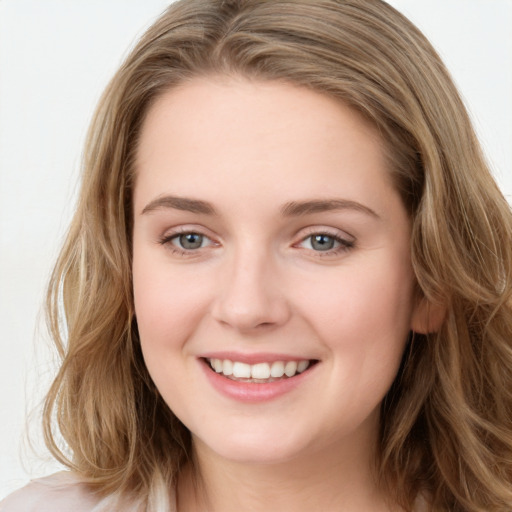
[308,234,338,251]
[175,233,205,250]
[298,232,354,254]
[159,231,214,253]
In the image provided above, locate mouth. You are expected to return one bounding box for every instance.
[203,357,318,383]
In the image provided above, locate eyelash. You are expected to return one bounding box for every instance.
[158,228,355,257]
[295,229,355,257]
[158,228,217,257]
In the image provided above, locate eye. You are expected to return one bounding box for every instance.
[174,232,208,250]
[297,231,355,254]
[159,230,216,254]
[305,234,339,251]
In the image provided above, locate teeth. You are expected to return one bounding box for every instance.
[207,358,311,380]
[284,361,298,377]
[222,359,233,376]
[270,361,285,378]
[251,363,270,379]
[232,362,251,378]
[297,360,309,373]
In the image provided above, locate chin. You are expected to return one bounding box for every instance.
[193,427,314,466]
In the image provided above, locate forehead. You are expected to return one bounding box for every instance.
[137,76,384,162]
[134,76,395,216]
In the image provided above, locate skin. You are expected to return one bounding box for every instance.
[132,76,426,511]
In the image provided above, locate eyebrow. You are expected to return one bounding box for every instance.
[141,196,216,215]
[141,195,379,219]
[281,199,380,218]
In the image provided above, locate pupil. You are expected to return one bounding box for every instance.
[311,234,334,251]
[180,233,203,249]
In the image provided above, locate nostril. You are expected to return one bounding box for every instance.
[255,322,274,328]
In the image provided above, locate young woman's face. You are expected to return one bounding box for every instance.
[132,77,421,465]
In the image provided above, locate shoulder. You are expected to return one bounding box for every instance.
[0,472,102,512]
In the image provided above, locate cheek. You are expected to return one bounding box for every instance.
[132,252,211,349]
[132,255,211,408]
[295,255,414,364]
[303,261,414,417]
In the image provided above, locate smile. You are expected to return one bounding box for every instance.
[206,358,313,381]
[200,356,319,402]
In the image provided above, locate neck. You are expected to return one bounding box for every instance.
[177,429,399,512]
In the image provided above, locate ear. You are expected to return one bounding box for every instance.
[411,297,446,334]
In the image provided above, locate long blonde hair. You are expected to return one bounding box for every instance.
[43,1,512,510]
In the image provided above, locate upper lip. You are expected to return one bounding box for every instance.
[200,351,317,364]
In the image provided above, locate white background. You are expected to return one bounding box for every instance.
[1,0,511,499]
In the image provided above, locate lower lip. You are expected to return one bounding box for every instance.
[200,360,316,403]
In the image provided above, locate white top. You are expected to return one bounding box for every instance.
[0,473,102,512]
[1,471,428,511]
[0,472,177,512]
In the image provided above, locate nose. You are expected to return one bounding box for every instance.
[211,247,291,333]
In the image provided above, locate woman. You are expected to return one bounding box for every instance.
[2,0,511,510]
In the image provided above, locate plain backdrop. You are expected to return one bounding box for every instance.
[1,0,511,499]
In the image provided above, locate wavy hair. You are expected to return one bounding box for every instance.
[43,1,512,510]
